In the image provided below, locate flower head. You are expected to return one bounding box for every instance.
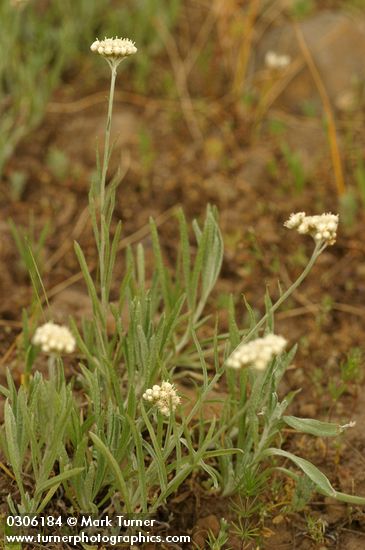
[90,37,137,67]
[265,51,291,70]
[284,212,339,245]
[226,334,287,371]
[143,381,181,417]
[32,322,76,355]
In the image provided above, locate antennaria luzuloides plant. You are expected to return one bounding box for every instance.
[0,37,364,521]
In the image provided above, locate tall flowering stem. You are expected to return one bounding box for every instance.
[99,64,117,311]
[225,211,338,366]
[246,240,323,339]
[90,37,137,313]
[100,65,117,210]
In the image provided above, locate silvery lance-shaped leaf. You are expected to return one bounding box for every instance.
[264,447,365,505]
[284,416,345,437]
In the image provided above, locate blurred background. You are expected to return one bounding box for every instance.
[1,0,365,544]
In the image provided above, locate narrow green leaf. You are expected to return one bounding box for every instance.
[177,208,191,301]
[263,448,336,498]
[36,484,63,514]
[35,468,85,498]
[126,416,147,512]
[4,402,21,473]
[74,241,103,322]
[136,243,145,290]
[141,407,168,491]
[203,448,244,459]
[264,288,274,332]
[90,432,132,513]
[149,218,170,309]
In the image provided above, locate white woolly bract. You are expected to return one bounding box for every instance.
[90,37,137,59]
[265,51,291,69]
[32,322,76,354]
[143,381,181,417]
[226,334,287,371]
[284,212,339,245]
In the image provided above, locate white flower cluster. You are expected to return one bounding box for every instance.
[226,334,287,371]
[284,212,339,245]
[265,51,291,69]
[143,381,181,416]
[90,37,137,60]
[32,322,76,354]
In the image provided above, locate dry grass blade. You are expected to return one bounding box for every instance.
[293,22,345,196]
[155,17,203,143]
[232,0,260,98]
[47,90,178,114]
[0,460,16,481]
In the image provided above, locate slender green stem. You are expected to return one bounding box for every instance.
[99,64,117,313]
[225,241,324,362]
[100,65,117,214]
[48,354,56,381]
[252,414,276,464]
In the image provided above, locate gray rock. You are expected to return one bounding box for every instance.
[255,11,365,113]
